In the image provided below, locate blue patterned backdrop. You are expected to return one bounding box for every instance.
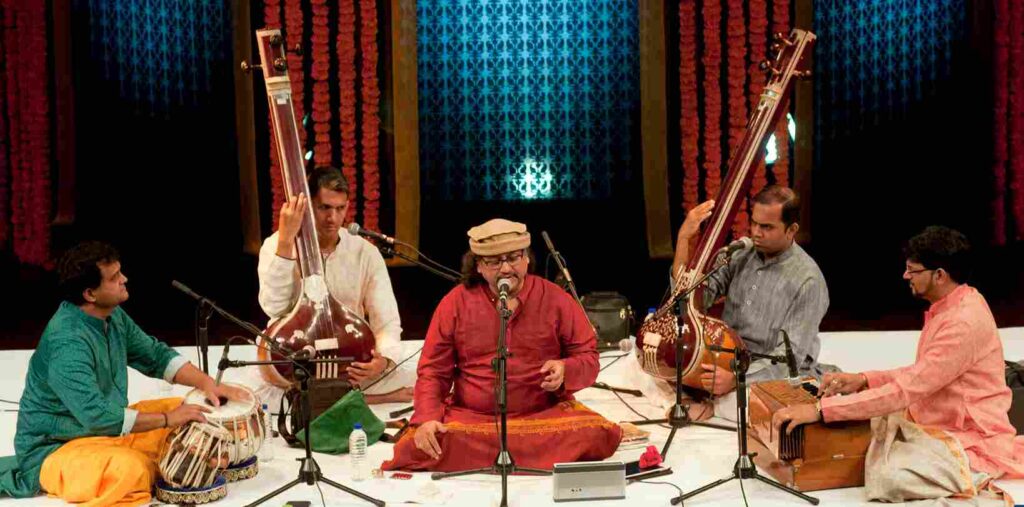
[85,0,229,115]
[417,0,639,201]
[813,0,965,143]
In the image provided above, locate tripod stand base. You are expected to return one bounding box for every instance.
[672,454,818,506]
[245,457,385,507]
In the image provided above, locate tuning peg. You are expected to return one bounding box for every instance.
[773,32,795,46]
[794,70,813,79]
[759,60,773,72]
[302,114,312,128]
[240,61,261,73]
[291,44,304,56]
[273,57,287,72]
[269,34,284,46]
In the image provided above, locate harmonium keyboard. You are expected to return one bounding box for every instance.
[747,378,871,492]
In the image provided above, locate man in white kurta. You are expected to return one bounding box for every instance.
[256,166,413,398]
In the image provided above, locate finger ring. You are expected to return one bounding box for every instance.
[831,379,839,385]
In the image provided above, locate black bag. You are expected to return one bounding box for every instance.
[277,378,352,446]
[580,291,633,350]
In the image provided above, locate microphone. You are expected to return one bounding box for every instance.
[541,231,574,286]
[617,338,633,353]
[778,329,800,385]
[717,236,753,256]
[290,344,318,361]
[347,223,396,245]
[497,278,512,304]
[172,280,209,304]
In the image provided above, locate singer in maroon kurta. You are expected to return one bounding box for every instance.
[382,274,621,471]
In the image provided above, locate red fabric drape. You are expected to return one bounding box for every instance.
[1,1,51,267]
[993,0,1024,245]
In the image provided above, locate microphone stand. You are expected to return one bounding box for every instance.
[673,344,818,506]
[430,285,550,507]
[374,242,459,283]
[370,243,458,418]
[541,231,636,397]
[630,261,737,440]
[171,281,385,507]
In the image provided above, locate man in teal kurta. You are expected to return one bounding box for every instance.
[0,241,247,505]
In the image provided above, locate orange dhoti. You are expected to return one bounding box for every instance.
[382,400,622,472]
[38,398,181,507]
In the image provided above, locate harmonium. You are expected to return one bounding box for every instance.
[747,378,871,492]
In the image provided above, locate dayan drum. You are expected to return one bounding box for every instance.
[183,383,266,482]
[155,422,231,504]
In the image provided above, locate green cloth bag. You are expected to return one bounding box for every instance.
[295,389,385,454]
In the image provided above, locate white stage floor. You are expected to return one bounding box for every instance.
[2,327,1024,506]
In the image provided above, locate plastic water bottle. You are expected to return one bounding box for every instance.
[259,404,274,462]
[349,422,368,481]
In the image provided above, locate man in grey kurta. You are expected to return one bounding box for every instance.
[667,186,829,419]
[0,241,246,502]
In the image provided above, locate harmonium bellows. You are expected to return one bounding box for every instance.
[747,379,871,492]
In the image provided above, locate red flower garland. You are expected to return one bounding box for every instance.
[284,0,306,196]
[338,0,359,224]
[679,0,700,213]
[701,0,723,201]
[264,0,285,231]
[1009,0,1024,240]
[747,0,769,205]
[771,0,791,188]
[727,0,749,237]
[360,0,381,231]
[311,0,332,169]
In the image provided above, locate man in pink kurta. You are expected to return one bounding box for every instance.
[382,219,621,472]
[774,226,1024,481]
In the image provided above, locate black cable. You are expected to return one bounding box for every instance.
[598,352,626,372]
[360,345,423,392]
[0,399,19,405]
[610,389,671,430]
[393,239,461,278]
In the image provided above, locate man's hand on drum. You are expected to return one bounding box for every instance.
[201,382,251,408]
[348,349,388,385]
[167,403,212,428]
[699,363,736,395]
[413,420,447,460]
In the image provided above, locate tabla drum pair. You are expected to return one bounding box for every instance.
[155,383,266,504]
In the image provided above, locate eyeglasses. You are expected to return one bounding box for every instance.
[479,251,525,268]
[904,267,936,276]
